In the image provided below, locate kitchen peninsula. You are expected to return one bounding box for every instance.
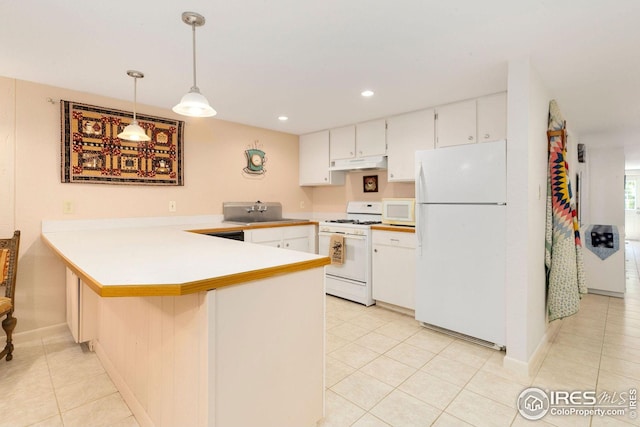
[41,216,329,427]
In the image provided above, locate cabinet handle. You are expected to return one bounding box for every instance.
[350,151,354,156]
[324,177,327,181]
[286,243,290,247]
[468,136,474,141]
[390,173,394,178]
[277,244,281,248]
[374,249,378,253]
[484,133,490,139]
[358,150,363,155]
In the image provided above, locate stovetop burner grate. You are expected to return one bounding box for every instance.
[325,219,382,225]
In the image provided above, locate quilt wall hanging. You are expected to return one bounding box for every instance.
[585,224,620,260]
[545,99,586,321]
[61,101,184,185]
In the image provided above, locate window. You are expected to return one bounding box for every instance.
[625,177,636,210]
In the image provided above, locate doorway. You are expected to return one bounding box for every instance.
[624,173,640,240]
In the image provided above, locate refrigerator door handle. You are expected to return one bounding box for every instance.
[416,163,424,255]
[416,161,424,203]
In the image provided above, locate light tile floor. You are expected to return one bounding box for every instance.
[0,330,138,427]
[319,241,640,427]
[1,242,639,426]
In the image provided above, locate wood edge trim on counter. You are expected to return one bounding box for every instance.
[187,226,245,234]
[97,257,331,297]
[181,257,329,294]
[188,221,319,234]
[370,225,416,233]
[243,221,319,230]
[42,232,330,297]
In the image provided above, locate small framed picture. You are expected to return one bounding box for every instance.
[363,175,378,193]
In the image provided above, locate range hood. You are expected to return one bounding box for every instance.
[329,155,388,171]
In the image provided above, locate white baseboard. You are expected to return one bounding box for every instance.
[588,288,624,298]
[94,341,154,427]
[504,319,561,377]
[374,301,415,317]
[13,323,68,341]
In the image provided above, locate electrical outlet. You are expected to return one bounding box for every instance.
[169,201,177,212]
[63,201,74,214]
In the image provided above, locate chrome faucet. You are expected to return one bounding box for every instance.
[246,201,268,213]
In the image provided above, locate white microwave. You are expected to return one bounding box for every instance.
[381,198,416,226]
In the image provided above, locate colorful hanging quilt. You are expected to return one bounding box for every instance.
[545,100,586,321]
[61,101,184,186]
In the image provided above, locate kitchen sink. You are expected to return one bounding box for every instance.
[222,202,310,226]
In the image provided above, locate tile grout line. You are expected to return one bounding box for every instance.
[42,336,65,426]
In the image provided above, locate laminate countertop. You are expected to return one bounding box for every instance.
[41,216,328,297]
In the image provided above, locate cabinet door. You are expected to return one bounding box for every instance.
[477,92,507,143]
[66,268,80,342]
[386,109,435,182]
[283,237,309,252]
[247,227,282,244]
[299,131,345,186]
[250,226,313,252]
[436,100,476,148]
[372,233,416,310]
[330,125,356,161]
[283,225,312,253]
[356,119,387,157]
[65,267,99,344]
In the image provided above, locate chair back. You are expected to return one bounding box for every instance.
[0,231,20,305]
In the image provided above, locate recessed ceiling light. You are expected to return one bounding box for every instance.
[361,90,374,97]
[278,116,289,121]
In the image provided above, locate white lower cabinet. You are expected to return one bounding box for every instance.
[372,230,416,310]
[245,225,317,253]
[66,267,99,345]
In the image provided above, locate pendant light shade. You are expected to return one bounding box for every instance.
[173,12,217,117]
[173,87,217,117]
[118,70,150,142]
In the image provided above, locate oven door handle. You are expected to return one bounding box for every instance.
[318,232,367,240]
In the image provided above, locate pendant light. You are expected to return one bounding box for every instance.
[118,70,151,141]
[173,11,217,117]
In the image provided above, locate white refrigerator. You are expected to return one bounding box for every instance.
[415,140,506,347]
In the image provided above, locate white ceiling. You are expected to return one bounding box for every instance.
[1,0,639,164]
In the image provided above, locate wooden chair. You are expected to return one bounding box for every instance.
[0,230,20,361]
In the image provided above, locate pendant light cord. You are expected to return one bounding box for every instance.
[133,76,138,122]
[191,23,198,91]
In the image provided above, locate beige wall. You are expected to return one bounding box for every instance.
[4,76,313,333]
[2,76,413,334]
[312,172,414,213]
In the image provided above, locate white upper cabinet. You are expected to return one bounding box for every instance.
[299,130,345,186]
[329,125,356,160]
[477,92,507,143]
[386,109,435,182]
[435,99,477,148]
[435,93,507,149]
[329,120,386,162]
[356,119,387,157]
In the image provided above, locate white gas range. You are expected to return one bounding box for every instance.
[318,201,382,306]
